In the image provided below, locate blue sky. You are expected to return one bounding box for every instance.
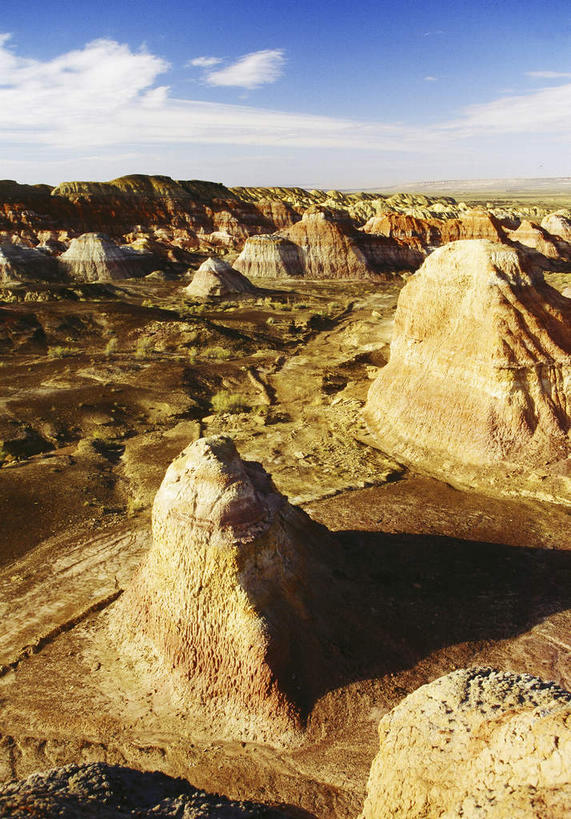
[1,0,570,187]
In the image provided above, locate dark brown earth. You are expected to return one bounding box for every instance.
[0,271,569,817]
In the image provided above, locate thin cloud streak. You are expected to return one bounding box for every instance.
[526,70,571,79]
[204,49,286,89]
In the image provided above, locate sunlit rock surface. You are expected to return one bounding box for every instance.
[361,668,571,819]
[365,240,570,499]
[113,435,336,744]
[184,256,257,297]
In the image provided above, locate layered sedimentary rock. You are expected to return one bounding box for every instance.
[362,209,509,253]
[0,242,59,283]
[365,240,570,496]
[361,668,571,818]
[184,256,257,297]
[58,232,151,281]
[0,763,288,817]
[235,207,421,279]
[114,436,335,743]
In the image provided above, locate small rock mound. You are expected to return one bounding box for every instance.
[365,239,570,498]
[184,256,257,297]
[0,242,59,283]
[113,436,335,744]
[361,668,571,818]
[0,762,290,817]
[59,232,150,281]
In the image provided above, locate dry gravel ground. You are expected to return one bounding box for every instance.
[0,274,569,817]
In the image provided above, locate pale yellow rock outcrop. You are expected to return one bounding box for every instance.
[113,436,336,745]
[365,240,570,500]
[361,668,571,818]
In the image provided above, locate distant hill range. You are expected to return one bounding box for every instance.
[363,178,571,206]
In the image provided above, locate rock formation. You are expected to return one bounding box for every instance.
[58,232,151,281]
[541,211,571,243]
[362,209,509,254]
[184,256,257,297]
[235,207,422,279]
[365,240,570,498]
[361,668,571,818]
[0,241,59,284]
[234,234,305,278]
[113,435,336,744]
[0,763,289,817]
[508,219,566,262]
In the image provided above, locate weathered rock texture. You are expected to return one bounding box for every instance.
[365,240,570,499]
[184,256,257,297]
[361,668,571,819]
[114,436,335,744]
[58,232,151,281]
[0,242,59,283]
[0,762,289,817]
[235,207,421,279]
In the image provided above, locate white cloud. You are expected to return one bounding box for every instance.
[526,70,571,79]
[204,49,285,89]
[424,76,437,82]
[188,56,222,68]
[0,35,570,185]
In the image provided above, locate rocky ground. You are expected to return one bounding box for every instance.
[0,271,569,816]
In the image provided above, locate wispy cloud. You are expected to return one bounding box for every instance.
[424,76,437,82]
[423,30,444,37]
[188,56,222,68]
[203,49,285,89]
[526,70,571,79]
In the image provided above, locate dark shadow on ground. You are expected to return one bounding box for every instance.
[288,527,571,720]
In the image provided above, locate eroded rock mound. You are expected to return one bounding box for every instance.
[0,762,289,817]
[113,436,335,744]
[361,668,571,819]
[184,256,257,297]
[365,240,570,499]
[235,207,421,279]
[58,232,151,281]
[0,242,59,283]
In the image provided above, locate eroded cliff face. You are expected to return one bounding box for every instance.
[2,176,570,276]
[112,436,337,745]
[365,240,570,500]
[361,668,571,819]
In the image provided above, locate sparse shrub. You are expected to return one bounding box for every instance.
[48,345,74,358]
[203,345,232,360]
[211,390,250,414]
[135,336,153,359]
[187,345,198,364]
[142,298,154,308]
[266,316,275,326]
[105,337,118,357]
